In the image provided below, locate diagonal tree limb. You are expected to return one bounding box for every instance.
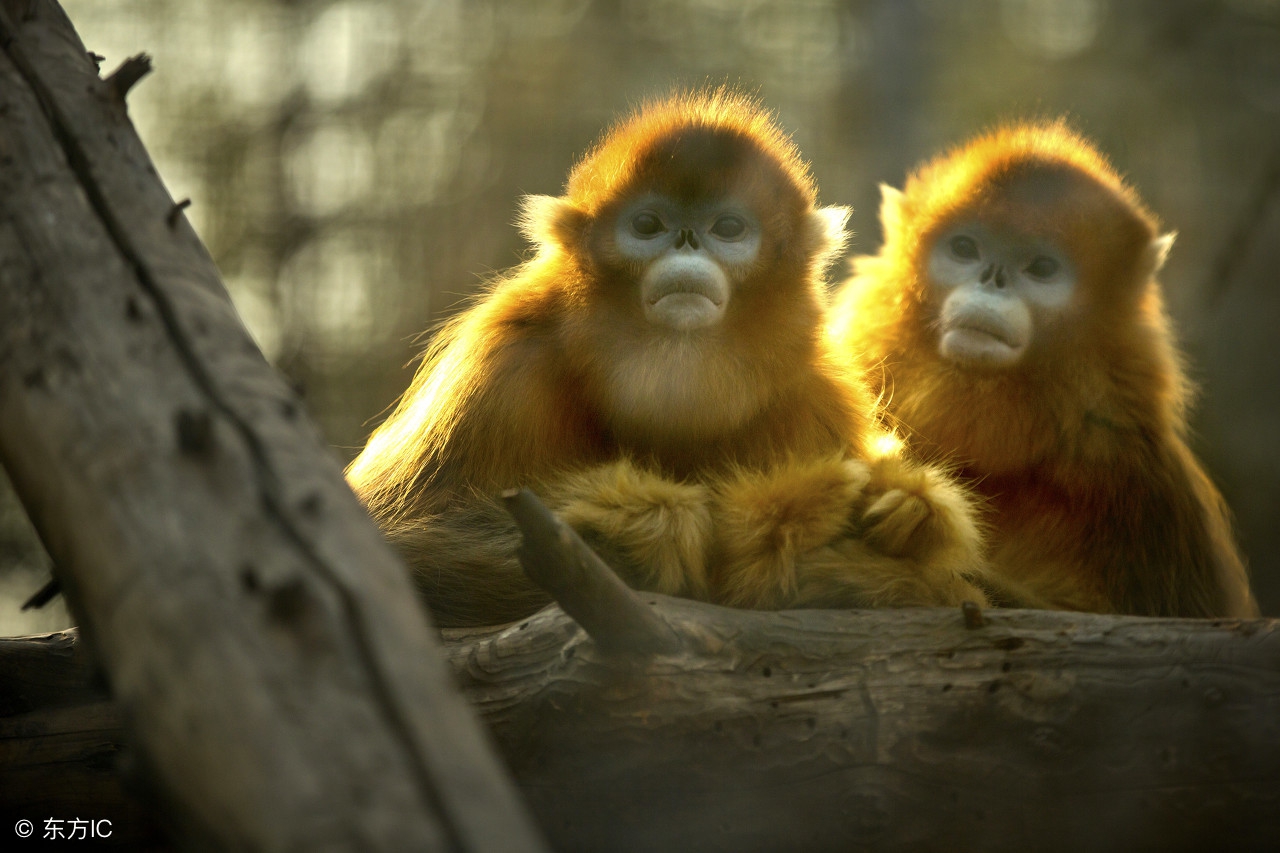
[501,488,681,656]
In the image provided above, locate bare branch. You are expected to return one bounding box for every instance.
[103,52,150,100]
[502,488,681,656]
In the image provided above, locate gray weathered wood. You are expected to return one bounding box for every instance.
[502,488,680,656]
[453,603,1280,853]
[5,605,1278,852]
[0,2,545,849]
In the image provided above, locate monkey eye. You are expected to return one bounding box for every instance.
[1025,256,1060,279]
[948,235,980,260]
[630,211,665,238]
[709,214,747,240]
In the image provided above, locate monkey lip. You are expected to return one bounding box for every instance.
[949,317,1020,348]
[645,279,725,308]
[940,317,1025,367]
[643,276,729,331]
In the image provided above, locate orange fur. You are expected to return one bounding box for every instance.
[348,90,991,626]
[711,450,990,609]
[544,460,713,599]
[832,121,1258,618]
[348,90,864,517]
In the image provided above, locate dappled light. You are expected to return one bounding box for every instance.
[1000,0,1104,60]
[2,0,1278,632]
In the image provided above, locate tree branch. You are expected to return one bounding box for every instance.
[502,488,680,656]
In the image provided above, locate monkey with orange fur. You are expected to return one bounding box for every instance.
[346,90,989,627]
[831,121,1258,618]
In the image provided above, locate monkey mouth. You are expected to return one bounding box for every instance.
[642,273,729,331]
[949,316,1019,348]
[645,278,725,308]
[940,316,1025,367]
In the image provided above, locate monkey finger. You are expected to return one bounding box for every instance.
[861,489,933,557]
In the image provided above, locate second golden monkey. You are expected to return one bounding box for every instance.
[833,121,1257,618]
[347,90,989,627]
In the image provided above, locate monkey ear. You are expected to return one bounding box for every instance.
[808,205,851,271]
[1144,231,1176,274]
[878,184,906,235]
[518,195,589,252]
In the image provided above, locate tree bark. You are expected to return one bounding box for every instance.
[5,601,1278,852]
[0,2,544,849]
[459,603,1280,853]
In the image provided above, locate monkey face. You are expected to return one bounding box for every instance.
[926,221,1076,369]
[613,194,762,332]
[510,96,844,445]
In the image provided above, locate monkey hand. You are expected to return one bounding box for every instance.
[771,453,990,609]
[541,459,714,599]
[858,453,983,564]
[710,455,872,609]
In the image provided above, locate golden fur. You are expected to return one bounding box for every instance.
[347,89,990,626]
[831,121,1258,618]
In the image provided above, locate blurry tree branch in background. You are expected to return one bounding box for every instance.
[1204,140,1280,309]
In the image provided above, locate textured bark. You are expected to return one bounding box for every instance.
[0,2,544,849]
[5,605,1279,852]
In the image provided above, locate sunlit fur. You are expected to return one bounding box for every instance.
[713,449,987,610]
[347,89,991,626]
[831,120,1258,618]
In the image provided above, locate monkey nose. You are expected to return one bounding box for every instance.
[979,264,1007,288]
[675,228,699,250]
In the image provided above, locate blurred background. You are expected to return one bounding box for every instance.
[3,0,1278,632]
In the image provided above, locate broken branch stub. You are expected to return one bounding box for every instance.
[501,488,681,656]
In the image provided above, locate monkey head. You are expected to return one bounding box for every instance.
[881,122,1173,374]
[518,90,849,442]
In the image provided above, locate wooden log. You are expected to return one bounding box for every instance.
[0,2,545,849]
[456,604,1280,853]
[0,631,163,846]
[4,604,1278,852]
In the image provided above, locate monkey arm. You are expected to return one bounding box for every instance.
[822,447,995,608]
[709,455,870,608]
[540,460,714,600]
[1129,441,1259,618]
[387,456,717,628]
[353,293,624,627]
[858,452,985,563]
[1083,441,1256,619]
[349,286,614,520]
[438,329,613,497]
[710,452,992,610]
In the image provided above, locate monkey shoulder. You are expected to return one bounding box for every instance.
[433,288,612,486]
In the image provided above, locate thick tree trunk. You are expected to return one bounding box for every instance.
[0,2,544,849]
